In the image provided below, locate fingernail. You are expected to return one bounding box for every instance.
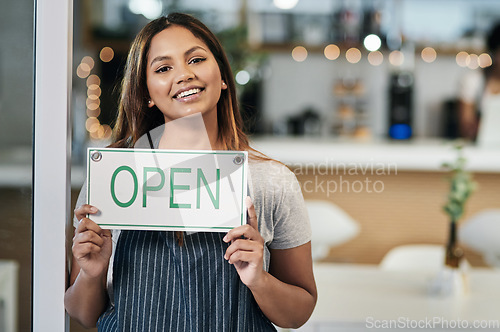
[223,235,228,242]
[90,206,98,213]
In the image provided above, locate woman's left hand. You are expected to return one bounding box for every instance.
[223,196,265,288]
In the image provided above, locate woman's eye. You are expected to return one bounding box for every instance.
[189,57,206,64]
[155,66,170,73]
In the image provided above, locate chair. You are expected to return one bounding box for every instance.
[459,209,500,268]
[305,200,360,260]
[379,244,446,271]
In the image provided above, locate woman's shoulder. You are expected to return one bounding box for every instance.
[249,158,295,180]
[248,158,300,198]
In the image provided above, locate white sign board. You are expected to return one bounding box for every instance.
[87,148,247,232]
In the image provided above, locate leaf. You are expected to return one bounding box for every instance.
[442,144,477,222]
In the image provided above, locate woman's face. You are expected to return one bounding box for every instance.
[146,26,226,123]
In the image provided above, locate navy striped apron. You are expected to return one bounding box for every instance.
[96,230,276,331]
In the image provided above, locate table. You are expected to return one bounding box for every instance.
[282,263,500,331]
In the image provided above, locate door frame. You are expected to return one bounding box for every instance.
[32,0,73,330]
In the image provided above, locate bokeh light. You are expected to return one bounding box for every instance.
[389,50,404,66]
[235,70,250,85]
[86,107,101,118]
[363,34,382,52]
[456,51,469,67]
[292,46,308,62]
[346,48,362,64]
[85,117,100,132]
[467,54,479,70]
[368,51,384,66]
[324,44,340,60]
[421,47,437,63]
[478,53,493,68]
[76,63,91,79]
[81,56,95,70]
[86,75,101,87]
[273,0,299,10]
[86,98,100,110]
[100,47,114,62]
[87,86,102,98]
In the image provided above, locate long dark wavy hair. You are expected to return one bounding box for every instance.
[110,12,263,157]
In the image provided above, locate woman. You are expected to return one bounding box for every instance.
[64,13,316,331]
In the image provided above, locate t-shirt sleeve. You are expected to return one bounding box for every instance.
[268,165,311,250]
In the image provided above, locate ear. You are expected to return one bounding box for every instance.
[221,80,227,90]
[147,99,155,108]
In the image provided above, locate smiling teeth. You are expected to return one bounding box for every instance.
[176,88,201,99]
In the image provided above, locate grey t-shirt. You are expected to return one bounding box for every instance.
[74,158,311,275]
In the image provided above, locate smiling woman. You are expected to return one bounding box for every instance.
[146,26,227,126]
[64,13,316,332]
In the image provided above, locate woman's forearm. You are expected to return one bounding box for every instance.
[64,271,108,329]
[248,271,317,329]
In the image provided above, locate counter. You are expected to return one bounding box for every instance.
[250,137,500,173]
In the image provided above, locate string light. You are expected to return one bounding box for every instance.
[81,56,95,70]
[456,51,469,67]
[76,63,91,78]
[467,54,479,69]
[86,98,100,110]
[86,75,101,87]
[346,48,361,64]
[292,46,308,62]
[87,86,102,98]
[368,51,383,66]
[100,47,115,62]
[389,50,404,66]
[478,53,492,68]
[324,44,340,60]
[86,107,101,118]
[421,47,437,63]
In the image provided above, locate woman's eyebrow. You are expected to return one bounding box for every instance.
[150,46,207,67]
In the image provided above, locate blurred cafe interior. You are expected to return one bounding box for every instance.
[2,0,500,331]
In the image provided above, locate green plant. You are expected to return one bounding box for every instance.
[442,144,477,223]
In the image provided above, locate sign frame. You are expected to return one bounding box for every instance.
[87,148,248,232]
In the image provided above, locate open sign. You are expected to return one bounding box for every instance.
[87,148,248,232]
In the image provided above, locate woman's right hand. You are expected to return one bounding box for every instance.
[73,204,112,280]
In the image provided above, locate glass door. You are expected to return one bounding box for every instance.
[0,1,35,332]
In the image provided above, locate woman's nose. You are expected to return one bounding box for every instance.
[175,64,195,84]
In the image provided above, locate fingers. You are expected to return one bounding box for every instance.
[224,238,263,264]
[74,228,105,247]
[74,204,99,223]
[75,217,102,236]
[223,224,262,243]
[246,196,258,230]
[72,218,109,260]
[72,242,104,260]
